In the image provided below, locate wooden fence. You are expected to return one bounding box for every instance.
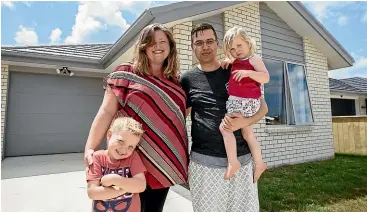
[332,116,367,155]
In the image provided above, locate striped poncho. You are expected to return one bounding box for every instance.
[104,64,188,189]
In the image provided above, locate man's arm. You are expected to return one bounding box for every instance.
[222,97,268,131]
[87,181,125,200]
[186,107,192,118]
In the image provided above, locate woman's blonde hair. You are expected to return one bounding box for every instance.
[223,26,256,58]
[110,117,144,137]
[132,23,179,80]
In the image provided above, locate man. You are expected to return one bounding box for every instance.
[180,23,268,212]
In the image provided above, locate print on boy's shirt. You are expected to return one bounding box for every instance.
[93,166,133,212]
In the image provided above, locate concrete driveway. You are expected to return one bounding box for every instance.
[1,153,193,212]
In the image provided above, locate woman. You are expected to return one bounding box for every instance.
[84,23,188,212]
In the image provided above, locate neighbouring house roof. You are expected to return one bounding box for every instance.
[329,77,367,94]
[1,1,354,71]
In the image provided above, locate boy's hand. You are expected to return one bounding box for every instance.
[232,70,252,82]
[101,174,121,187]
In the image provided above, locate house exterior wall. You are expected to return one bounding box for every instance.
[259,2,304,63]
[1,63,9,160]
[172,21,193,146]
[261,37,335,167]
[258,1,334,166]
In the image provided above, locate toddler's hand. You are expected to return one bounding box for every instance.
[232,69,252,82]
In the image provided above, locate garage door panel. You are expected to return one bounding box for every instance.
[5,72,105,157]
[7,113,96,134]
[10,92,102,114]
[10,74,104,96]
[6,132,89,156]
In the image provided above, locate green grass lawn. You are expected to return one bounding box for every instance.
[181,154,367,212]
[258,153,367,212]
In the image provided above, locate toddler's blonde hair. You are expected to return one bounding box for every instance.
[110,117,144,137]
[223,26,256,58]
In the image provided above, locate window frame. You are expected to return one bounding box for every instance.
[263,57,314,126]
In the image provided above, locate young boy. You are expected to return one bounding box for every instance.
[86,117,147,212]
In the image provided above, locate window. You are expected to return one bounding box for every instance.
[264,58,314,125]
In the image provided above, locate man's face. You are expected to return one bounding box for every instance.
[191,29,218,64]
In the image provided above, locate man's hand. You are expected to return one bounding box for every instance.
[221,113,252,132]
[232,70,252,82]
[220,58,233,70]
[101,174,121,187]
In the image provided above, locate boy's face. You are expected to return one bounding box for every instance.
[107,130,141,160]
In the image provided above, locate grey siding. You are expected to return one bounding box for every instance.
[5,72,105,156]
[193,13,224,47]
[260,3,304,63]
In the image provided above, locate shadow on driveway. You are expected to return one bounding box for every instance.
[1,153,85,179]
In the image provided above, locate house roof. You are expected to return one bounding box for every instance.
[2,44,112,61]
[329,77,367,94]
[340,77,367,93]
[1,1,354,71]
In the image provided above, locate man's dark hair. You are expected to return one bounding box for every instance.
[191,23,218,43]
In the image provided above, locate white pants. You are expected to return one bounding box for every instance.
[188,160,259,212]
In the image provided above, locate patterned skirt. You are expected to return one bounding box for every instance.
[188,160,259,212]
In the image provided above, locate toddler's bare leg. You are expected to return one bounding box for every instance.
[241,126,267,183]
[220,123,241,179]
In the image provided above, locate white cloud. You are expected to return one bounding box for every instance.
[64,1,132,44]
[337,15,349,26]
[303,2,352,23]
[1,1,15,10]
[361,11,367,23]
[329,57,367,79]
[50,28,62,44]
[14,25,38,46]
[23,1,31,7]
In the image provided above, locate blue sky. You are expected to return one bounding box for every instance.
[1,1,367,79]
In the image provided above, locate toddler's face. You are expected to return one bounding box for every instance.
[107,130,140,160]
[229,35,251,59]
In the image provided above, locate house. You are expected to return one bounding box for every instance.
[329,77,367,116]
[1,1,354,167]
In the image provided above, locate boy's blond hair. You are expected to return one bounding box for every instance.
[110,117,144,137]
[223,26,256,58]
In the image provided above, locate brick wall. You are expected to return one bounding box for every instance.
[172,21,193,146]
[1,64,9,159]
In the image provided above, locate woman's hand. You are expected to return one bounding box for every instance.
[84,149,95,175]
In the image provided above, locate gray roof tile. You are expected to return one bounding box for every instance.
[2,44,113,60]
[340,77,367,93]
[329,77,367,94]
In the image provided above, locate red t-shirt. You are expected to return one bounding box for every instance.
[228,58,261,99]
[87,150,147,212]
